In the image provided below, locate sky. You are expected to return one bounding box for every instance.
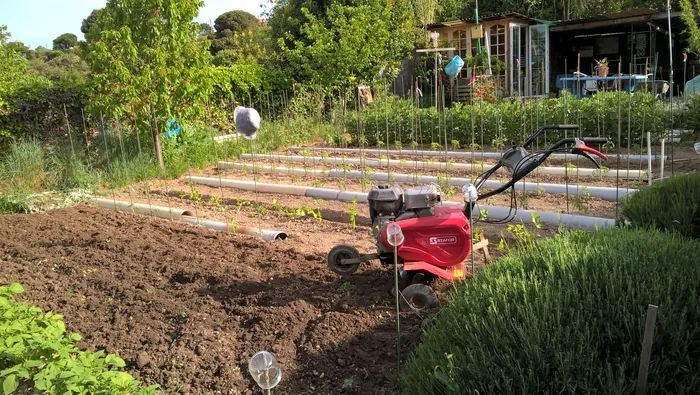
[1,0,268,49]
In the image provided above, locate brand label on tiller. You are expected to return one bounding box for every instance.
[429,236,458,245]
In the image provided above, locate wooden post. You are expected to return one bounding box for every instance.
[636,304,658,395]
[150,104,165,171]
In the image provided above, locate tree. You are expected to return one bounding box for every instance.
[274,0,417,88]
[214,10,259,35]
[681,0,700,52]
[198,22,214,36]
[53,33,78,51]
[81,9,104,35]
[83,0,213,169]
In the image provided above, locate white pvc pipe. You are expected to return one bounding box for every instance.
[92,198,192,220]
[442,202,615,230]
[180,216,287,241]
[239,154,641,179]
[660,138,666,180]
[647,132,653,186]
[93,198,287,241]
[186,176,368,203]
[218,163,636,202]
[290,146,667,161]
[186,176,615,231]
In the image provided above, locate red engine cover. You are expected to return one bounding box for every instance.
[380,205,472,268]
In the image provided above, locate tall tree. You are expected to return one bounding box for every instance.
[81,9,104,35]
[52,33,78,51]
[276,0,417,88]
[214,10,259,34]
[82,0,213,168]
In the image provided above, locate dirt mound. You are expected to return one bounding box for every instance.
[0,206,422,394]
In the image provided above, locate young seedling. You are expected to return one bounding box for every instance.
[531,213,543,229]
[451,139,461,150]
[431,142,441,151]
[491,136,507,150]
[348,198,358,229]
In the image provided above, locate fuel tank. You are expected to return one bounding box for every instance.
[379,205,471,268]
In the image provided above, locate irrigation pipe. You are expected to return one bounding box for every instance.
[290,146,667,161]
[90,198,287,241]
[217,162,637,202]
[185,176,616,231]
[92,198,191,221]
[240,154,642,179]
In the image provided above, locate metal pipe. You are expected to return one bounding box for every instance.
[186,176,615,231]
[289,146,667,161]
[218,163,637,202]
[213,134,239,143]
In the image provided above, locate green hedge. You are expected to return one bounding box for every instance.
[401,228,700,394]
[622,172,700,239]
[0,284,158,394]
[343,92,675,147]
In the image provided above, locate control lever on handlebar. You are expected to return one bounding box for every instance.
[571,138,609,169]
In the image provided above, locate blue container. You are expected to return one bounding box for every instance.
[445,55,465,78]
[166,119,181,139]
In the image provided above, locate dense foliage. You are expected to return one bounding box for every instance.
[401,228,700,394]
[342,91,674,147]
[269,0,417,89]
[622,172,700,239]
[0,283,159,394]
[52,33,78,51]
[436,0,677,23]
[82,0,214,133]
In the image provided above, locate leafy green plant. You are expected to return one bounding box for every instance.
[401,228,700,394]
[531,213,542,230]
[622,173,700,239]
[506,223,535,246]
[348,198,358,229]
[450,140,460,150]
[430,142,441,151]
[571,196,588,213]
[188,188,201,203]
[0,283,158,394]
[491,136,507,150]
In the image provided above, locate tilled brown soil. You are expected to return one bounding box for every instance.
[0,207,427,394]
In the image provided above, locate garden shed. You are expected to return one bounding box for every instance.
[426,12,552,101]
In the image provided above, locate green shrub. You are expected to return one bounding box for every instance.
[401,228,700,394]
[622,173,700,239]
[0,283,159,394]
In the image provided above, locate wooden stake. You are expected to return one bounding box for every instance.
[636,304,658,395]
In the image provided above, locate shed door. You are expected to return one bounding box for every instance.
[528,24,549,96]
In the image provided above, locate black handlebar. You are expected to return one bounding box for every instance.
[522,124,581,148]
[475,128,610,201]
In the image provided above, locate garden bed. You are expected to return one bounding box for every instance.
[0,202,550,394]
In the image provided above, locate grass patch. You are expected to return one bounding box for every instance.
[401,228,700,394]
[622,172,700,239]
